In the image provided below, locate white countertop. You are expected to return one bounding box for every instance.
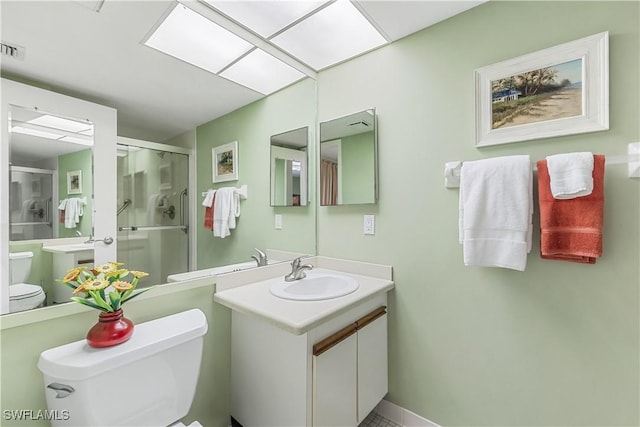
[214,265,394,335]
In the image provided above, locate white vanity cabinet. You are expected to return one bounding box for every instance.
[43,246,94,303]
[230,293,388,427]
[313,306,388,426]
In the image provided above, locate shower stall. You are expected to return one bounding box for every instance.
[9,166,55,241]
[116,140,191,285]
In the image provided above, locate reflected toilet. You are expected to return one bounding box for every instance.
[8,251,46,312]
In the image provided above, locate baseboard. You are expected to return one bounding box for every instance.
[375,399,441,427]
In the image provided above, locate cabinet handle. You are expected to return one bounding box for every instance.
[313,323,357,357]
[355,306,387,331]
[77,259,94,265]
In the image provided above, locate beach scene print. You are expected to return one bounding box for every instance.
[491,58,583,129]
[217,149,234,175]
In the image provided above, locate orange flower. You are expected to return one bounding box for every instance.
[62,267,86,282]
[82,279,109,291]
[72,283,86,294]
[130,271,149,279]
[112,280,133,291]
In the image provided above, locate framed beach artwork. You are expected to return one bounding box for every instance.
[475,32,609,147]
[212,141,239,183]
[67,170,83,194]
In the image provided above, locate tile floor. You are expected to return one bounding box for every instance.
[359,410,401,427]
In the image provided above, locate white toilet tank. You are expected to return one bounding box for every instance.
[38,309,208,427]
[9,251,33,284]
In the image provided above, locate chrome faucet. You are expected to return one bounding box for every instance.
[75,230,82,237]
[284,257,313,282]
[251,248,268,267]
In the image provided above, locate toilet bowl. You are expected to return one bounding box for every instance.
[9,283,46,312]
[38,309,208,426]
[9,251,46,312]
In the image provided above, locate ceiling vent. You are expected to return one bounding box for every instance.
[1,42,25,60]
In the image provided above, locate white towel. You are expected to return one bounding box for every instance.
[213,187,240,238]
[546,152,594,199]
[201,189,216,207]
[62,197,86,229]
[459,155,533,271]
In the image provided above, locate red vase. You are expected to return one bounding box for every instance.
[86,309,134,348]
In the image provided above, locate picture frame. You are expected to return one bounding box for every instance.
[67,170,83,194]
[212,141,239,183]
[159,163,172,190]
[475,31,609,147]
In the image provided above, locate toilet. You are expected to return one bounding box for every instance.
[8,251,46,312]
[38,309,208,427]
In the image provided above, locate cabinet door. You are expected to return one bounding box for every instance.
[357,313,388,422]
[313,333,357,427]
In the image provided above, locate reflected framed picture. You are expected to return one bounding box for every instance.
[67,170,83,194]
[159,163,172,189]
[475,32,609,147]
[212,141,239,183]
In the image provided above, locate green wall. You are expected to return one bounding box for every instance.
[317,1,639,426]
[195,78,317,269]
[57,149,92,238]
[340,131,375,204]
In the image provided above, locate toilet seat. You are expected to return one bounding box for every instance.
[9,283,46,312]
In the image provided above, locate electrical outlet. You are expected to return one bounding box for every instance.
[275,214,282,230]
[363,215,375,235]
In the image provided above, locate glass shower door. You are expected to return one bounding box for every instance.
[116,144,189,286]
[9,167,55,240]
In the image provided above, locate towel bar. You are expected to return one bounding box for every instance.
[445,142,640,188]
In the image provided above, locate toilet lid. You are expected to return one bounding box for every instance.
[10,284,44,300]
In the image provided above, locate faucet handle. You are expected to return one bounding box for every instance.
[254,248,267,260]
[291,257,302,269]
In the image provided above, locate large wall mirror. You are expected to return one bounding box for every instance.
[270,127,308,207]
[319,108,377,205]
[1,78,117,315]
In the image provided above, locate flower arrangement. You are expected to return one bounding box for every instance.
[58,262,152,313]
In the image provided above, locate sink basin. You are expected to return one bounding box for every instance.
[270,271,359,301]
[42,242,94,254]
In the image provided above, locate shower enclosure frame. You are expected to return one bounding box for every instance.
[116,136,196,273]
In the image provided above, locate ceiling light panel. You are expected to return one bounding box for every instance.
[271,0,387,70]
[204,0,328,38]
[220,49,306,95]
[145,4,254,74]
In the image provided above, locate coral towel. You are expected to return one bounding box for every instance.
[537,155,605,264]
[459,155,533,271]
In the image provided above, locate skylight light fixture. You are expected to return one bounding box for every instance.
[271,0,388,70]
[144,4,254,74]
[220,49,306,95]
[203,0,328,38]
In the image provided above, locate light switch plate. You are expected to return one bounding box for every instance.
[363,215,375,235]
[275,214,282,230]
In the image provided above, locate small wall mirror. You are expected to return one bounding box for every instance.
[319,108,377,205]
[270,127,309,207]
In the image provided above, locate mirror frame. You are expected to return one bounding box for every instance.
[1,78,117,314]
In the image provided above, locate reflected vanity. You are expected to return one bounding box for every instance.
[270,127,309,207]
[319,109,377,206]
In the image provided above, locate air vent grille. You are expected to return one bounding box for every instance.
[1,42,25,60]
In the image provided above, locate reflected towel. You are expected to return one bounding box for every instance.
[204,192,216,230]
[537,155,605,263]
[459,155,533,271]
[213,187,240,238]
[546,152,594,199]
